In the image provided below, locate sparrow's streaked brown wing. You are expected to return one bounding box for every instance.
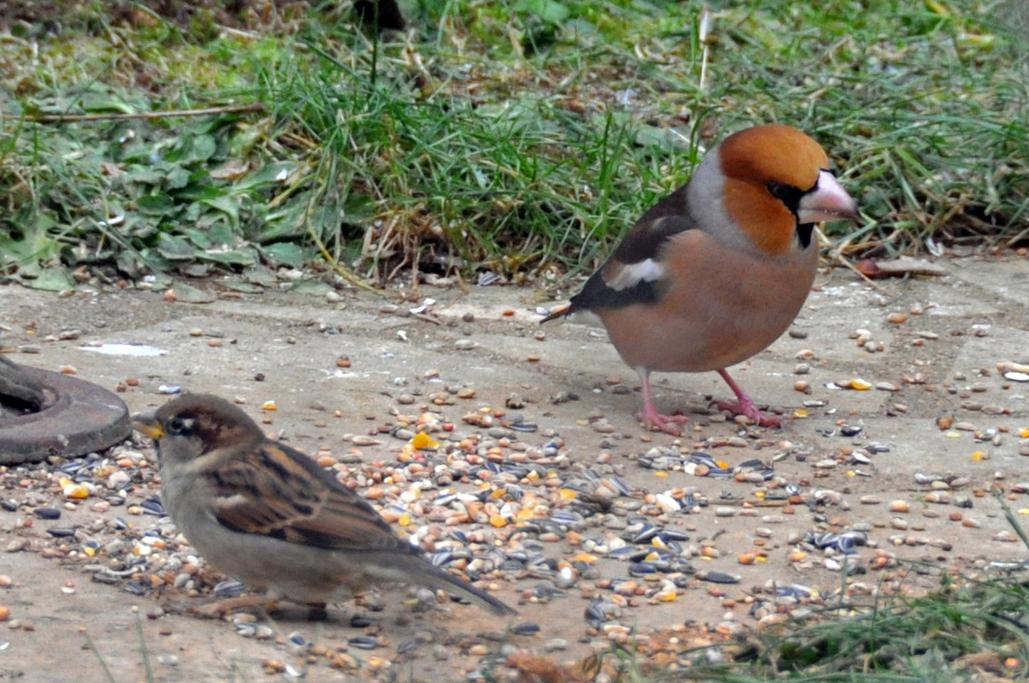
[208,442,415,554]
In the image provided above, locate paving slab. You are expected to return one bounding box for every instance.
[0,255,1026,681]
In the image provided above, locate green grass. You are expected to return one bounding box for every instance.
[575,572,1029,683]
[0,0,1026,290]
[572,492,1029,682]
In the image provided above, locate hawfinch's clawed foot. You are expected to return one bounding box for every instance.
[715,369,781,428]
[714,398,781,428]
[636,406,688,436]
[635,368,687,435]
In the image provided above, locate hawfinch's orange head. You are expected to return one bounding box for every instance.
[692,124,859,255]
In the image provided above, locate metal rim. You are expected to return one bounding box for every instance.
[0,365,130,464]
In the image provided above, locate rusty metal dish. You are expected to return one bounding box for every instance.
[0,356,130,464]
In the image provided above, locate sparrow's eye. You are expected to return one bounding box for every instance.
[166,416,191,435]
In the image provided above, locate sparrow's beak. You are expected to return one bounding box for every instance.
[132,412,164,440]
[798,170,859,224]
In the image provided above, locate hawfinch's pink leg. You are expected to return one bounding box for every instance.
[635,368,688,435]
[715,369,781,428]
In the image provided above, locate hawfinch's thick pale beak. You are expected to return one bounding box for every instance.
[798,170,859,224]
[132,412,164,440]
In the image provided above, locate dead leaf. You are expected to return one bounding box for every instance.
[168,282,215,303]
[503,653,608,683]
[210,159,251,181]
[954,650,1005,674]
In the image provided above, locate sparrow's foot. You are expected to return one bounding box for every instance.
[186,595,278,620]
[636,406,688,436]
[714,398,781,428]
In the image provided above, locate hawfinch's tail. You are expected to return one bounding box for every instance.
[540,303,572,324]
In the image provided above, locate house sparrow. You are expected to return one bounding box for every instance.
[132,393,514,617]
[544,124,859,434]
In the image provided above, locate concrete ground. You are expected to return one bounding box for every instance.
[0,255,1027,681]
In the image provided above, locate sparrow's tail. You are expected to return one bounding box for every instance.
[417,562,516,615]
[369,552,516,615]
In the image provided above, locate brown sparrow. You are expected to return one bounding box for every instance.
[132,393,514,617]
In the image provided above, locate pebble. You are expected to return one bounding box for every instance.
[510,622,540,636]
[656,494,680,514]
[888,500,910,513]
[262,659,285,674]
[34,507,61,520]
[107,471,131,490]
[544,638,568,651]
[6,539,28,552]
[454,339,476,350]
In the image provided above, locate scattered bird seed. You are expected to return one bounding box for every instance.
[698,571,741,585]
[348,636,380,650]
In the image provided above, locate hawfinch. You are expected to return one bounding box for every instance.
[133,394,514,617]
[544,124,859,434]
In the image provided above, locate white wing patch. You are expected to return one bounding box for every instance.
[605,258,665,291]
